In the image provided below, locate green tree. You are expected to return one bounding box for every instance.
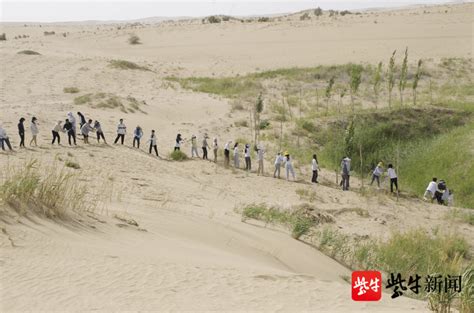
[399,47,409,106]
[325,77,335,113]
[254,93,264,146]
[412,59,422,106]
[349,65,363,113]
[373,61,383,110]
[272,101,288,151]
[387,50,397,109]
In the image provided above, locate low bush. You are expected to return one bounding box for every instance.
[0,33,6,40]
[208,16,221,24]
[17,50,41,55]
[128,34,141,45]
[43,31,55,36]
[63,87,80,93]
[65,161,80,169]
[109,59,150,71]
[170,150,188,161]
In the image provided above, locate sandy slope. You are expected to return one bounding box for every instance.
[0,3,473,312]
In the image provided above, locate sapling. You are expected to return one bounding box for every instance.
[254,93,264,147]
[349,65,362,113]
[387,50,397,109]
[412,59,422,106]
[373,62,383,110]
[399,47,409,106]
[325,77,335,114]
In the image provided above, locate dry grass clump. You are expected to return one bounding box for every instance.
[0,33,6,41]
[74,92,146,113]
[17,50,41,55]
[128,34,141,45]
[63,87,80,93]
[170,150,188,161]
[65,160,80,169]
[109,59,150,71]
[0,160,94,218]
[43,31,55,36]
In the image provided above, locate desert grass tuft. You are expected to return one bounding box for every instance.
[63,87,80,94]
[170,150,188,161]
[17,50,41,55]
[109,59,150,71]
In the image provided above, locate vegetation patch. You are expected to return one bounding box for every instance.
[74,92,147,114]
[63,87,80,93]
[109,59,150,71]
[128,34,141,45]
[65,161,80,169]
[170,150,188,161]
[0,160,94,218]
[17,50,41,55]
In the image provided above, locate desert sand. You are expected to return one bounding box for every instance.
[0,3,473,312]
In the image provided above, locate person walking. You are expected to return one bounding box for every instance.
[30,117,39,146]
[133,125,143,148]
[0,125,13,151]
[18,117,25,148]
[224,140,231,167]
[63,119,76,145]
[67,112,76,136]
[51,121,62,145]
[212,137,218,163]
[114,119,126,145]
[257,145,265,176]
[191,135,199,157]
[94,120,106,144]
[370,162,384,188]
[387,164,398,193]
[77,112,86,130]
[274,152,283,178]
[311,154,320,183]
[81,119,94,144]
[202,134,209,160]
[284,152,296,181]
[147,130,159,157]
[244,144,251,171]
[341,157,351,191]
[233,142,240,168]
[174,134,183,151]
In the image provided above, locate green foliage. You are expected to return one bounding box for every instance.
[207,16,221,24]
[373,61,383,107]
[170,150,188,161]
[17,50,41,55]
[128,34,141,45]
[349,64,363,111]
[109,59,149,71]
[399,47,409,105]
[63,87,80,94]
[388,50,397,108]
[325,77,335,99]
[65,161,80,169]
[258,119,270,130]
[314,7,323,16]
[412,59,422,105]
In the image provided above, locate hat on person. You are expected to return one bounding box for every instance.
[284,151,289,156]
[378,162,383,167]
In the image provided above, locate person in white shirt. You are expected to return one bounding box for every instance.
[81,119,94,144]
[224,141,231,167]
[147,130,159,156]
[370,162,384,188]
[30,117,39,146]
[387,164,398,193]
[191,135,199,158]
[423,178,438,202]
[94,120,106,144]
[284,152,296,181]
[133,126,143,148]
[274,152,283,178]
[212,138,218,163]
[114,119,126,145]
[257,145,265,176]
[51,121,62,145]
[233,142,240,168]
[0,125,13,151]
[244,144,251,171]
[311,154,320,183]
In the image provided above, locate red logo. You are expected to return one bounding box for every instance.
[352,271,382,301]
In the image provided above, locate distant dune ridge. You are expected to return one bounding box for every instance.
[0,2,473,312]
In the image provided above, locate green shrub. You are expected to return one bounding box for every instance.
[17,50,41,55]
[170,150,188,161]
[235,119,248,127]
[208,16,221,24]
[109,59,149,71]
[74,94,92,105]
[300,13,311,21]
[65,161,80,169]
[0,160,92,218]
[259,119,270,130]
[128,34,141,45]
[63,87,80,93]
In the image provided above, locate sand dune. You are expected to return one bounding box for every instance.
[0,2,472,312]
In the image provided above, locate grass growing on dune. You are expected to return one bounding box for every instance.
[63,87,80,94]
[17,50,41,55]
[0,160,94,218]
[109,59,150,71]
[170,150,188,161]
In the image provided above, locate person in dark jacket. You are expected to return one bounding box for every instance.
[18,117,25,148]
[63,119,77,145]
[174,133,183,151]
[77,112,86,130]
